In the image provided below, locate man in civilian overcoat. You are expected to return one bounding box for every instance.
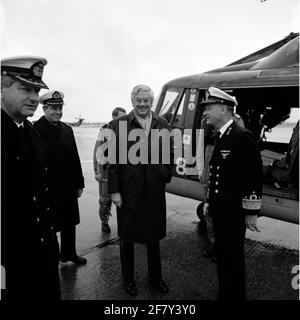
[1,56,61,299]
[202,87,263,300]
[108,85,173,296]
[34,90,86,265]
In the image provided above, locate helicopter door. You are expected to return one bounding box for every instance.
[158,87,203,179]
[158,87,187,176]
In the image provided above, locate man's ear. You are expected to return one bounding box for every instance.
[221,105,227,113]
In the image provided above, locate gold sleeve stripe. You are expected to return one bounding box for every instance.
[242,198,261,210]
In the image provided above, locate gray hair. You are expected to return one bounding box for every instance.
[1,75,15,88]
[131,85,154,104]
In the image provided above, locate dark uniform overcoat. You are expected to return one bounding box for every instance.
[108,111,173,243]
[34,116,84,231]
[1,109,60,300]
[208,121,263,300]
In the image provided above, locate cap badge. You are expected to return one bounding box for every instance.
[31,62,44,78]
[53,92,61,99]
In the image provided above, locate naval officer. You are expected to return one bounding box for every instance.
[1,56,61,299]
[201,87,263,300]
[34,91,86,265]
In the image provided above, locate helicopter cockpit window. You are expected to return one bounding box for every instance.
[171,92,185,127]
[261,108,299,197]
[159,88,185,127]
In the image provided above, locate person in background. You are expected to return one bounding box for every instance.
[1,56,61,299]
[93,107,126,233]
[34,90,86,265]
[201,87,263,300]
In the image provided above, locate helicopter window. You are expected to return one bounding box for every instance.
[170,91,186,127]
[159,88,182,121]
[159,88,186,127]
[263,108,298,143]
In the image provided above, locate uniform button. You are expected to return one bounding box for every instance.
[36,217,40,223]
[33,196,37,202]
[216,174,219,177]
[215,189,219,193]
[45,167,48,172]
[16,156,20,160]
[217,166,220,170]
[45,187,48,192]
[41,238,44,243]
[209,173,212,176]
[46,207,50,212]
[215,182,218,185]
[210,166,212,169]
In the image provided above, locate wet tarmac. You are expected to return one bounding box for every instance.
[58,126,299,300]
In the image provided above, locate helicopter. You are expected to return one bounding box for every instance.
[154,32,299,224]
[65,114,85,127]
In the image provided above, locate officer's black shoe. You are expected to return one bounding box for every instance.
[72,255,87,265]
[102,222,111,233]
[124,280,138,296]
[61,255,87,265]
[150,279,169,294]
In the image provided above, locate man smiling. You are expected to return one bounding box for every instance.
[108,85,173,296]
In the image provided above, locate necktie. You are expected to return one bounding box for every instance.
[214,131,221,146]
[17,125,25,139]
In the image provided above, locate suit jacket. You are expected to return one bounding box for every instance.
[208,121,263,223]
[108,111,173,243]
[34,116,84,229]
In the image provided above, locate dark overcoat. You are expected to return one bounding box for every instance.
[1,109,60,299]
[108,111,173,243]
[208,121,263,299]
[34,116,84,230]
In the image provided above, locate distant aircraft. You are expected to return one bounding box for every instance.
[65,114,85,127]
[155,32,299,224]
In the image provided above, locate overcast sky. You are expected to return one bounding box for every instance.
[1,0,299,122]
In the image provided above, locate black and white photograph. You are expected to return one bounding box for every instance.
[0,0,299,307]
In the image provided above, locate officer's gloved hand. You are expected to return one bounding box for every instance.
[245,215,260,232]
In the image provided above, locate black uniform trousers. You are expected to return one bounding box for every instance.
[212,208,246,300]
[60,225,77,260]
[120,240,162,282]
